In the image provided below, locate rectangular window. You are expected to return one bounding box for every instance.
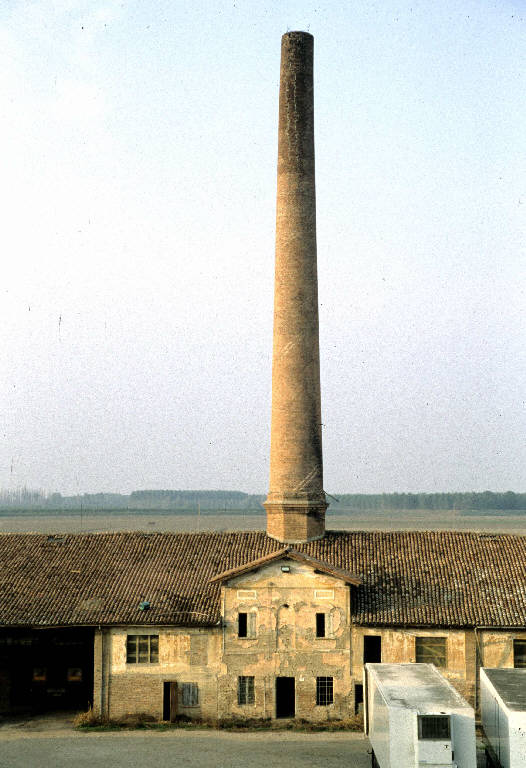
[514,639,526,668]
[415,636,446,667]
[418,715,451,740]
[316,676,334,705]
[126,634,159,664]
[238,612,247,637]
[237,676,255,705]
[316,613,326,638]
[181,682,199,707]
[238,612,256,638]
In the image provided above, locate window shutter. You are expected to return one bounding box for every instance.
[248,612,257,638]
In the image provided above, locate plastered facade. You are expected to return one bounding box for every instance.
[217,560,352,720]
[351,627,474,703]
[93,626,221,720]
[92,563,526,722]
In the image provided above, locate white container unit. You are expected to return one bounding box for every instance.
[364,663,476,768]
[480,668,526,768]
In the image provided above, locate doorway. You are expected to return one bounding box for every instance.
[364,635,382,664]
[275,677,295,718]
[163,682,177,722]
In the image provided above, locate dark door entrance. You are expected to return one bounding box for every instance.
[0,628,94,715]
[275,677,295,718]
[163,682,178,722]
[364,635,381,664]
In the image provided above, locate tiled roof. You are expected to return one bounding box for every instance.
[0,530,525,628]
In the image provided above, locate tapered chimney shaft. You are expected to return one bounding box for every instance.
[264,32,327,543]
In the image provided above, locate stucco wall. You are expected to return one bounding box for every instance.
[94,626,221,720]
[218,560,352,720]
[351,627,474,704]
[92,575,526,721]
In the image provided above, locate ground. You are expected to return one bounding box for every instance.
[0,714,488,768]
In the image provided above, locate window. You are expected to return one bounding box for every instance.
[238,612,256,638]
[181,682,199,707]
[237,676,255,705]
[514,639,526,668]
[415,636,446,667]
[418,715,450,740]
[316,676,333,705]
[316,613,326,638]
[126,634,159,664]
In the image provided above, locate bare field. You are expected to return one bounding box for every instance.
[0,509,525,535]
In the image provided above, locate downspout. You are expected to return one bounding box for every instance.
[222,588,226,653]
[474,626,483,713]
[100,630,105,718]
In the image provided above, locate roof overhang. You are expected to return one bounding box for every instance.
[209,547,361,586]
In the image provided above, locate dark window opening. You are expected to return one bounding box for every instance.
[316,676,333,706]
[514,639,526,668]
[364,635,382,664]
[415,636,446,668]
[418,715,451,740]
[237,676,255,705]
[354,683,363,715]
[316,613,326,638]
[238,613,247,638]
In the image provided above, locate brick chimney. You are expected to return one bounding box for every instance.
[264,32,327,543]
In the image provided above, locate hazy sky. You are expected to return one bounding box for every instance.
[2,0,525,496]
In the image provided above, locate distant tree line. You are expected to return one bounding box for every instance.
[0,488,265,510]
[336,491,526,511]
[1,488,526,512]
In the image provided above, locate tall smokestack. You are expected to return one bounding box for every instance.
[264,31,327,543]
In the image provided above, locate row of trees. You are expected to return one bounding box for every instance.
[336,491,526,511]
[1,488,526,512]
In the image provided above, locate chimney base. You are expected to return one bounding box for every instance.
[263,495,327,544]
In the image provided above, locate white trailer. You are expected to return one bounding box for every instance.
[364,663,476,768]
[480,668,526,768]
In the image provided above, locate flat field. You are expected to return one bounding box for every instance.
[0,508,525,534]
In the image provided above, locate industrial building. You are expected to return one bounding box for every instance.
[1,32,524,721]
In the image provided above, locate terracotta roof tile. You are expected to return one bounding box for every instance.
[0,530,525,628]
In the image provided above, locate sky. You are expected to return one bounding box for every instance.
[1,0,525,497]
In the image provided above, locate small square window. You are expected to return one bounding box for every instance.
[181,682,199,707]
[237,676,255,705]
[316,676,333,705]
[415,636,446,667]
[126,634,159,664]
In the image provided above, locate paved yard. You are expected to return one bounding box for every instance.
[0,726,371,768]
[0,715,488,768]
